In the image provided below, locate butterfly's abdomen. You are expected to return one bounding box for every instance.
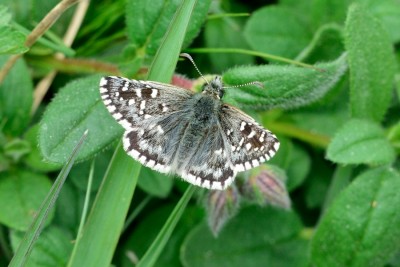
[173,95,221,171]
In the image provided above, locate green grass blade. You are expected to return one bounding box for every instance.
[67,143,141,267]
[136,185,196,267]
[9,130,88,267]
[147,0,198,82]
[67,160,94,265]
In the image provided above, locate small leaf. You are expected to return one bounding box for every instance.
[0,56,33,136]
[345,4,396,122]
[181,206,308,267]
[244,6,312,59]
[327,118,395,165]
[0,26,28,55]
[0,171,53,231]
[10,226,72,267]
[311,167,400,267]
[39,75,123,163]
[223,53,348,110]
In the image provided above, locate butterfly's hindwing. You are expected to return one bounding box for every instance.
[220,104,280,172]
[179,124,236,190]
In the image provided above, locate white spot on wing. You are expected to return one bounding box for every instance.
[151,89,158,98]
[240,121,246,131]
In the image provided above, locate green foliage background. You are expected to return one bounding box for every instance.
[1,0,400,266]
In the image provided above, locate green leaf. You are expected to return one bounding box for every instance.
[181,206,308,267]
[311,167,400,267]
[125,0,211,57]
[10,226,72,267]
[0,26,28,55]
[138,167,173,198]
[39,75,123,163]
[244,6,312,59]
[24,125,62,172]
[0,171,53,231]
[345,4,396,122]
[223,53,347,110]
[204,17,253,72]
[326,119,395,165]
[0,56,33,136]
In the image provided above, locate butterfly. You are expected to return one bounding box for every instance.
[99,56,279,190]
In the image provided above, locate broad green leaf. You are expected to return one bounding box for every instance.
[125,0,211,57]
[138,167,173,198]
[0,171,53,231]
[39,75,123,163]
[181,206,308,267]
[345,4,396,122]
[0,56,32,136]
[10,226,72,267]
[0,26,28,54]
[327,119,395,165]
[223,53,347,110]
[204,17,253,72]
[311,167,400,267]
[244,6,312,59]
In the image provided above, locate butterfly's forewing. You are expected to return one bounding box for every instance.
[100,76,194,172]
[219,104,280,172]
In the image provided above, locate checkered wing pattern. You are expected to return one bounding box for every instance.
[220,104,280,173]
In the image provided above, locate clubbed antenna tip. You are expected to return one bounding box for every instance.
[180,53,209,85]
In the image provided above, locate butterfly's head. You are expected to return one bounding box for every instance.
[202,76,224,99]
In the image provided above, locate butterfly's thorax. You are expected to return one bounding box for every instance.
[172,93,222,170]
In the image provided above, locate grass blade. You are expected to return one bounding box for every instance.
[9,130,88,267]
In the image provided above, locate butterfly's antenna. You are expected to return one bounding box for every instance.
[222,81,264,89]
[180,53,209,85]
